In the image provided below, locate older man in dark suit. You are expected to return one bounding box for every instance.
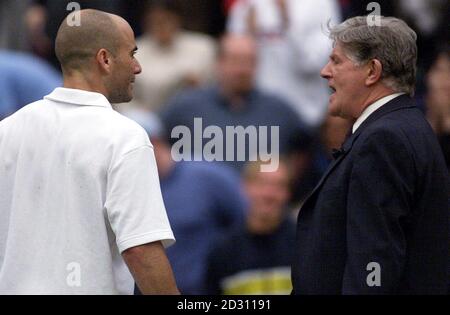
[291,16,449,294]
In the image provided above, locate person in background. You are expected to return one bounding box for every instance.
[227,0,341,129]
[426,45,450,170]
[123,0,216,113]
[121,108,247,294]
[0,0,32,51]
[0,50,61,120]
[160,34,306,172]
[206,160,295,295]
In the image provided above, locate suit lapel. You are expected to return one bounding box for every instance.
[302,131,360,204]
[352,94,416,134]
[298,94,416,215]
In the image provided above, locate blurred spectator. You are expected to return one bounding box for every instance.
[206,160,295,295]
[127,0,216,112]
[227,0,341,129]
[426,46,450,170]
[160,34,306,172]
[0,50,61,120]
[121,108,247,294]
[0,0,32,51]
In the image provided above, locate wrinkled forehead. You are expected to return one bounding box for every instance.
[330,41,353,59]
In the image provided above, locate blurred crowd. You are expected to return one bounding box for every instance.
[0,0,448,294]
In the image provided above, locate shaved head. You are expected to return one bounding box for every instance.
[218,34,257,58]
[55,9,121,72]
[217,34,257,95]
[56,9,142,103]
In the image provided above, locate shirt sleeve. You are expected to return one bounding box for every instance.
[105,145,175,254]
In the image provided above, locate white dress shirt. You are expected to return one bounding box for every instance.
[352,93,405,134]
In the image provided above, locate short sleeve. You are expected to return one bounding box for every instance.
[105,145,175,253]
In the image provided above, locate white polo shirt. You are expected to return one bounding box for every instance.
[0,88,175,294]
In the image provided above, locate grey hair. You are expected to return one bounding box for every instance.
[328,16,417,96]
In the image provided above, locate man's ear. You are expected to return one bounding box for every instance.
[365,59,383,86]
[96,48,112,74]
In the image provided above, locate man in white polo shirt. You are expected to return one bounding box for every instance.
[0,9,179,294]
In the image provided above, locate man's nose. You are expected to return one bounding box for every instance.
[320,62,331,79]
[134,60,142,75]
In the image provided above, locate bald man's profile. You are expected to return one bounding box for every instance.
[55,9,141,103]
[0,9,179,295]
[55,10,120,71]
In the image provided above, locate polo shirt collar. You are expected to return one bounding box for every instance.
[44,87,112,108]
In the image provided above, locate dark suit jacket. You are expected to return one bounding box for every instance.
[291,95,450,294]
